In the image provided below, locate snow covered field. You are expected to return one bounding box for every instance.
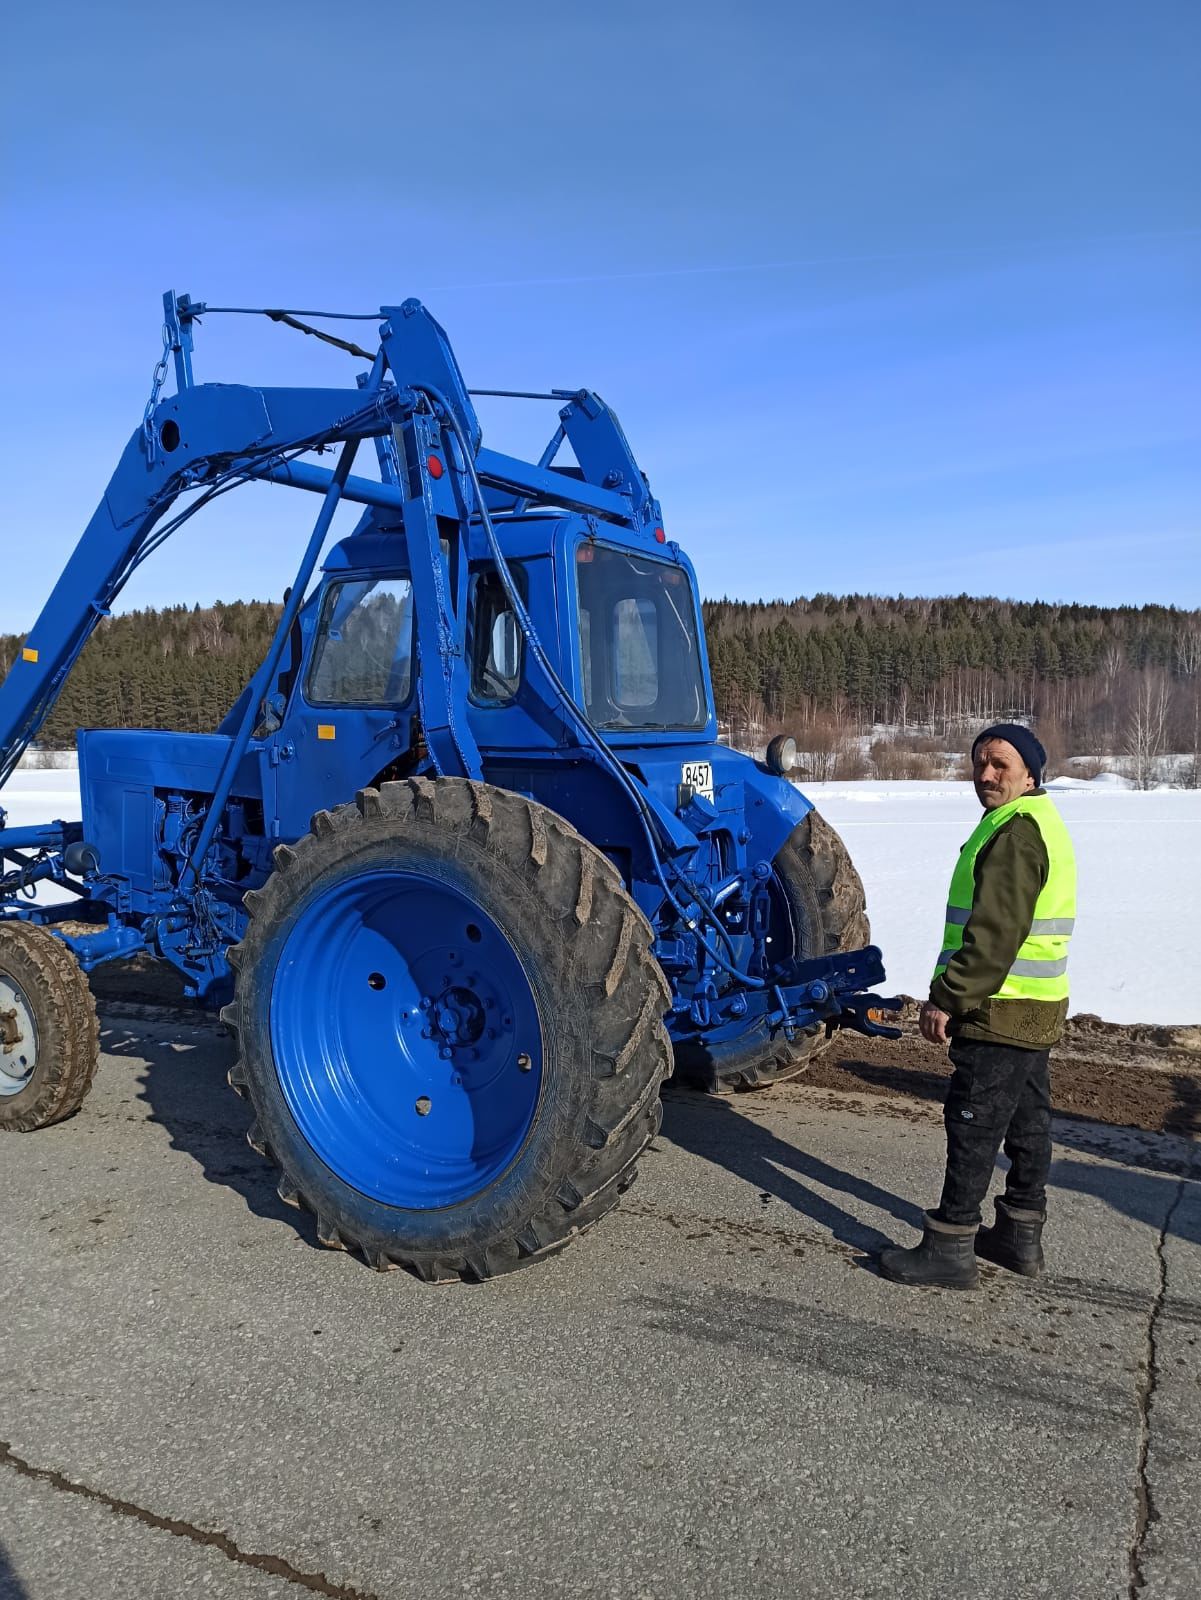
[2,765,1198,1026]
[809,777,1200,1026]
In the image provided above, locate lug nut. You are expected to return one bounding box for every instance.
[438,1046,453,1061]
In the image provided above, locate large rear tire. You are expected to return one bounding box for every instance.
[0,922,100,1132]
[672,808,868,1092]
[222,778,672,1281]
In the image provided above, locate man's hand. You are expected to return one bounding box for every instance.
[919,1001,951,1045]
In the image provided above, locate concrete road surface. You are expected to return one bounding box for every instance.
[2,1010,1198,1600]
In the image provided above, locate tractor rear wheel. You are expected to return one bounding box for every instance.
[673,808,869,1093]
[0,922,100,1131]
[222,778,672,1281]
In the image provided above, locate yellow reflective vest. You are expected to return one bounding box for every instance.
[932,791,1076,1004]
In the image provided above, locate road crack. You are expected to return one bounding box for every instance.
[0,1439,379,1599]
[1126,1171,1192,1596]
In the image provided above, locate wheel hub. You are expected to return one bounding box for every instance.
[0,975,37,1097]
[270,869,544,1208]
[431,985,486,1050]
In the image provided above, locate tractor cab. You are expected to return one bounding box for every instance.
[280,512,715,762]
[259,512,719,844]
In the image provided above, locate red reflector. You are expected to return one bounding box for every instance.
[653,527,666,544]
[426,454,444,479]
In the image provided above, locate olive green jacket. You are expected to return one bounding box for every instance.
[928,790,1069,1049]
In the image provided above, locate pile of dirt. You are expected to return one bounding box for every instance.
[808,1020,1201,1139]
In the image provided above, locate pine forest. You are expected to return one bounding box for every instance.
[3,594,1199,785]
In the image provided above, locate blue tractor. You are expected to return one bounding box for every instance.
[0,294,897,1279]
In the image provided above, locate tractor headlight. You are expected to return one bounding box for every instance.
[766,735,798,776]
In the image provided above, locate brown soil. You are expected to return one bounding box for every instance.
[806,1011,1201,1139]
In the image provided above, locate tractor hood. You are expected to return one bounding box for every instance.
[620,742,813,866]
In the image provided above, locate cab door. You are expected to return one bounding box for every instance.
[272,574,416,841]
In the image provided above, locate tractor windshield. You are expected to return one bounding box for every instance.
[575,544,707,732]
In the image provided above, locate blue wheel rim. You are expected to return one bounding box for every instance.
[270,870,544,1209]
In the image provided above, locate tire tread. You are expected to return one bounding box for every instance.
[227,778,671,1281]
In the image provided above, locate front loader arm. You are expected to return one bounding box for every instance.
[0,289,668,800]
[0,383,394,783]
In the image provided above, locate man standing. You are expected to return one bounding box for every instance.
[878,723,1076,1290]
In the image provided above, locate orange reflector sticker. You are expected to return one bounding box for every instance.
[317,724,336,741]
[22,647,38,663]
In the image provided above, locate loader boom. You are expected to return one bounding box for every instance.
[0,294,657,788]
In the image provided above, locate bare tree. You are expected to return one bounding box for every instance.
[1101,642,1124,692]
[1175,624,1201,681]
[1123,670,1171,789]
[729,686,765,751]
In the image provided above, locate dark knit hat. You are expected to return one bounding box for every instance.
[972,723,1046,785]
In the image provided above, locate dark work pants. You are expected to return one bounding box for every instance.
[934,1038,1052,1228]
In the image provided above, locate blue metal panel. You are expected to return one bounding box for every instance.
[78,730,268,894]
[79,730,267,798]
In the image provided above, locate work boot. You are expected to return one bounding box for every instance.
[975,1197,1045,1277]
[877,1212,979,1290]
[876,1209,978,1286]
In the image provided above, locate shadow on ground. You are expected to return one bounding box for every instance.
[98,1011,1198,1262]
[99,1016,323,1253]
[1051,1158,1200,1247]
[107,1012,922,1260]
[659,1091,922,1254]
[661,1070,1199,1252]
[0,1539,30,1600]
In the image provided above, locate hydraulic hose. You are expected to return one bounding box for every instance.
[423,388,766,991]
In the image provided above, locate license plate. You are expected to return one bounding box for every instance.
[681,760,714,801]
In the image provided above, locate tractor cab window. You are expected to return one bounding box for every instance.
[468,565,528,704]
[306,578,414,706]
[575,544,707,731]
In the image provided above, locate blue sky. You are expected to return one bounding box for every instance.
[1,0,1198,631]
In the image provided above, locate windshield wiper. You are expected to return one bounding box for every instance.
[597,720,687,732]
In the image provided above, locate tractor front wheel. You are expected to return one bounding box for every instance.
[223,778,672,1281]
[673,808,869,1092]
[0,922,100,1132]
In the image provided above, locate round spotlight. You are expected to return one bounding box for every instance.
[766,734,798,776]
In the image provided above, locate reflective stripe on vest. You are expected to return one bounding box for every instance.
[932,791,1077,1004]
